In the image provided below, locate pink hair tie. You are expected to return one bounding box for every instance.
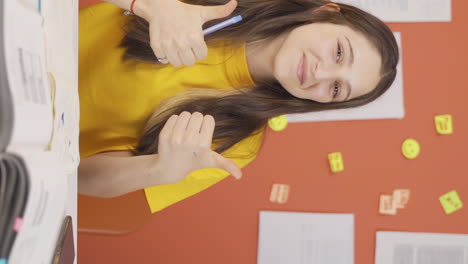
[130,0,137,14]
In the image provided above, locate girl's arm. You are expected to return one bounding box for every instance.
[103,0,152,18]
[78,112,242,198]
[78,151,169,198]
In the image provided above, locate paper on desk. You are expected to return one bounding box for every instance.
[286,33,404,123]
[334,0,451,22]
[3,0,53,152]
[38,0,80,260]
[375,231,468,264]
[257,211,354,264]
[42,0,81,170]
[17,0,40,11]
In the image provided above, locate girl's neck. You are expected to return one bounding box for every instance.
[245,34,287,84]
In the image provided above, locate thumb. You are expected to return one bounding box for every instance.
[200,0,238,22]
[212,151,242,180]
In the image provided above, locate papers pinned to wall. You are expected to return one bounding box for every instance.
[257,211,354,264]
[375,231,468,264]
[334,0,451,22]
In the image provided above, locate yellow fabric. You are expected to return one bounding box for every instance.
[79,3,264,213]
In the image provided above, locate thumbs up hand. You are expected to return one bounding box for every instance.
[132,0,238,67]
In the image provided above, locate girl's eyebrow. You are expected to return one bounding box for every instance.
[344,83,351,101]
[344,35,354,101]
[345,36,354,66]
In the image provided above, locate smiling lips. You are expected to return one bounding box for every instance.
[297,54,307,86]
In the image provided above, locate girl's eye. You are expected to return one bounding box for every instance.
[336,42,343,62]
[333,81,340,99]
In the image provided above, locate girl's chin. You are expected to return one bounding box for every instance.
[282,86,298,97]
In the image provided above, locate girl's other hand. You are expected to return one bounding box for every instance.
[133,0,238,67]
[153,112,242,185]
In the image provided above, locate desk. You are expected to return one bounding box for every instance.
[43,0,79,262]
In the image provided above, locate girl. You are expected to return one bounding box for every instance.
[78,0,398,213]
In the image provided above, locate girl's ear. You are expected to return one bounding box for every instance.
[317,3,341,12]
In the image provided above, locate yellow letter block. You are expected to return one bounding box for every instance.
[434,115,453,135]
[439,190,463,215]
[328,152,344,173]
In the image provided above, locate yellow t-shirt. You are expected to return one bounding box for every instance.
[79,3,264,213]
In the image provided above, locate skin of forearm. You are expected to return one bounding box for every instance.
[104,0,138,10]
[104,0,160,20]
[78,153,167,198]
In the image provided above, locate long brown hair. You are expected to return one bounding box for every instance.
[120,0,399,156]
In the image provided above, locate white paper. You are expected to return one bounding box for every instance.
[41,1,80,256]
[41,0,80,253]
[3,0,53,151]
[287,32,404,123]
[42,0,81,171]
[17,0,41,12]
[334,0,451,22]
[375,231,468,264]
[8,151,68,264]
[257,211,354,264]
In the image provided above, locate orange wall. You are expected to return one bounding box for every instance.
[78,0,468,263]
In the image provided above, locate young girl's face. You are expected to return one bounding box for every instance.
[273,23,382,103]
